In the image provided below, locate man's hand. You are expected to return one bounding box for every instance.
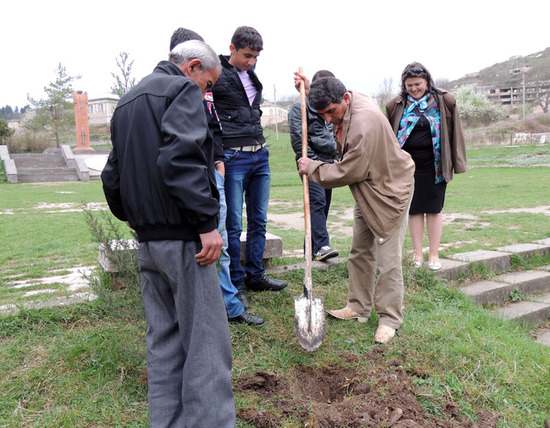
[294,72,310,97]
[215,161,225,177]
[297,156,311,175]
[196,229,223,266]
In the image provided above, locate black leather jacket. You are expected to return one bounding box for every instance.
[102,61,219,242]
[211,55,266,148]
[288,99,338,163]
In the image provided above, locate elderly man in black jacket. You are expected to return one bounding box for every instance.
[101,40,235,428]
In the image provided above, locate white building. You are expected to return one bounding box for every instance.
[261,102,289,127]
[88,97,119,126]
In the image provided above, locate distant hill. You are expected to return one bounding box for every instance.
[447,47,550,89]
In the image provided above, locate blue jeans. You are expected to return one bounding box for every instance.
[215,170,245,318]
[223,147,270,287]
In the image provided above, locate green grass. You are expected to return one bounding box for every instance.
[1,132,550,426]
[466,142,550,167]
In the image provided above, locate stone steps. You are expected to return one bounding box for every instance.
[434,238,550,347]
[11,152,79,182]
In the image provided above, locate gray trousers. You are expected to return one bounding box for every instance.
[138,240,236,428]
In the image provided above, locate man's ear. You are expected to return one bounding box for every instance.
[343,92,351,105]
[181,59,202,77]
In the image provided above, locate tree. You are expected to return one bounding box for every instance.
[111,52,136,98]
[0,105,14,120]
[0,118,14,143]
[455,85,504,126]
[372,78,396,109]
[27,63,80,147]
[533,85,550,114]
[435,78,450,90]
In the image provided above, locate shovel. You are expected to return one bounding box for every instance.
[294,67,326,352]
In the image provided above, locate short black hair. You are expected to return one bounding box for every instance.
[308,77,347,111]
[400,61,435,97]
[231,26,263,52]
[169,27,204,51]
[311,70,335,83]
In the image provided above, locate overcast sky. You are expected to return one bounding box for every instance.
[2,0,548,108]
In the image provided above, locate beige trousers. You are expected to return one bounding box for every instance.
[346,199,410,330]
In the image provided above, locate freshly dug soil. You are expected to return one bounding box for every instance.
[235,348,499,427]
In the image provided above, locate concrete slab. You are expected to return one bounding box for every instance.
[460,280,514,306]
[534,329,550,346]
[496,301,550,325]
[534,292,550,304]
[538,265,550,272]
[496,243,550,259]
[99,233,284,273]
[448,250,512,272]
[266,257,344,276]
[493,270,550,296]
[242,232,282,261]
[534,238,550,246]
[433,258,471,281]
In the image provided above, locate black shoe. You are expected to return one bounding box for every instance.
[246,274,287,292]
[236,288,250,310]
[229,311,265,326]
[314,246,339,261]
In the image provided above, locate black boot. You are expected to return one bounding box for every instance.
[245,275,287,292]
[236,287,250,309]
[229,311,265,326]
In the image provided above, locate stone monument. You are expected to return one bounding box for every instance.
[73,91,94,152]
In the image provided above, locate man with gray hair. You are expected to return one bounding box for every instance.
[102,39,235,427]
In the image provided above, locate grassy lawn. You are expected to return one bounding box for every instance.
[0,131,549,426]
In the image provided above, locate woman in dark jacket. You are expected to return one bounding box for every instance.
[386,62,466,271]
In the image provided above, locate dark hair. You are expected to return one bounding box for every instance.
[308,77,347,111]
[311,70,335,83]
[231,26,263,52]
[169,28,204,51]
[400,61,435,98]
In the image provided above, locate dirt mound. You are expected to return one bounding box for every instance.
[235,349,498,427]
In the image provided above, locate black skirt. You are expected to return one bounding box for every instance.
[409,169,447,214]
[403,115,447,215]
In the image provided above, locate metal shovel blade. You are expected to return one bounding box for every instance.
[294,288,326,352]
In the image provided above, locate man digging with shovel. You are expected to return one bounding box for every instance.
[297,76,414,344]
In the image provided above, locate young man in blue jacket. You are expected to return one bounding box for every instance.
[101,40,236,427]
[212,26,287,298]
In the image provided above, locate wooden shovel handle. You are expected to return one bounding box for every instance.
[298,67,313,288]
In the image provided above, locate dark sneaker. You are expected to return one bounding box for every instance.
[236,288,250,309]
[314,246,339,261]
[245,275,287,292]
[228,311,265,326]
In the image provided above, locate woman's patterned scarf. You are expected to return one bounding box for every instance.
[397,94,443,183]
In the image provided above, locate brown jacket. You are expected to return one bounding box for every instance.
[306,91,415,243]
[385,88,467,183]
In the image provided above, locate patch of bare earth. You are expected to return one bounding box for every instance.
[235,348,498,427]
[268,205,550,243]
